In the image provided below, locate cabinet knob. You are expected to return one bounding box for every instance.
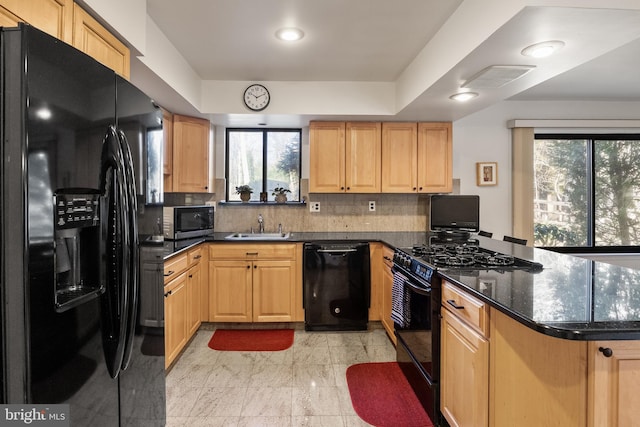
[341,187,345,190]
[599,347,613,357]
[419,187,423,191]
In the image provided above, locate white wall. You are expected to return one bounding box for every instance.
[453,100,640,239]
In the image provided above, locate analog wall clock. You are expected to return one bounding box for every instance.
[243,84,270,111]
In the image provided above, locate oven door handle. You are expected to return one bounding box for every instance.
[403,278,431,296]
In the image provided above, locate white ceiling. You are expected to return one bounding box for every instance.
[143,0,640,127]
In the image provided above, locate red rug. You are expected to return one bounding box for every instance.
[346,362,434,427]
[207,329,294,351]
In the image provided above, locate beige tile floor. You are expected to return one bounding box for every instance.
[165,324,396,427]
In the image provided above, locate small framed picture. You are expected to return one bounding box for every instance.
[476,162,498,186]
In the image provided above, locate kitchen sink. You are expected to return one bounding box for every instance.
[224,232,291,240]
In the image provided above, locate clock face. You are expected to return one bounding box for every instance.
[243,84,270,111]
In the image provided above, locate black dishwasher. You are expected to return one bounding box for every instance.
[303,242,370,331]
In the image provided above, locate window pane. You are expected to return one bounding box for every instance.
[533,139,588,246]
[267,131,300,202]
[594,140,640,246]
[227,131,263,202]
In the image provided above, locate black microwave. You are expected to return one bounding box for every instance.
[163,205,214,240]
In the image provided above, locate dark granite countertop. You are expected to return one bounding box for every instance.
[164,231,640,341]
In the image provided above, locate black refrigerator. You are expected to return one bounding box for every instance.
[0,24,165,426]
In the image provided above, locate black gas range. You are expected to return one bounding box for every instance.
[391,237,543,426]
[394,238,544,277]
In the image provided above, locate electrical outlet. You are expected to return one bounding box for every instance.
[310,202,320,212]
[368,201,376,212]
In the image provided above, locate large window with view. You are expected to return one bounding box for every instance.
[534,134,640,249]
[226,128,301,202]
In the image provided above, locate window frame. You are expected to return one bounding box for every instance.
[534,133,640,253]
[224,127,302,203]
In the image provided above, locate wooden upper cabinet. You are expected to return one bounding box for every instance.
[72,4,130,79]
[162,110,174,192]
[172,114,212,193]
[418,122,452,193]
[0,0,73,42]
[309,121,381,193]
[345,122,381,193]
[381,122,418,192]
[309,121,346,193]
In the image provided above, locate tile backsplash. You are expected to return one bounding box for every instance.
[214,179,429,233]
[162,179,460,233]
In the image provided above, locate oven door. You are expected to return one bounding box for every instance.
[394,270,441,425]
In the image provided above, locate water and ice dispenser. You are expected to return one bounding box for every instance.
[54,190,103,312]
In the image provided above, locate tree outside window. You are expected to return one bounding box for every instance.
[226,129,301,202]
[534,135,640,248]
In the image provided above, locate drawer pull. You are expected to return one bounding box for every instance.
[164,290,172,298]
[193,254,202,260]
[446,299,465,310]
[164,270,175,277]
[246,252,259,256]
[599,347,613,357]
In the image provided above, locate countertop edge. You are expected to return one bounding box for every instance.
[164,232,640,341]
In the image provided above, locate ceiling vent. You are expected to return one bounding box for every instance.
[462,65,535,89]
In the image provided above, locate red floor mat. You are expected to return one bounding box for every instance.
[207,329,294,351]
[346,362,434,427]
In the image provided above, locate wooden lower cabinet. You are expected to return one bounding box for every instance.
[208,243,299,323]
[588,340,640,427]
[380,245,395,344]
[186,249,202,337]
[164,245,205,368]
[209,260,254,322]
[252,260,296,322]
[164,271,187,369]
[441,282,489,427]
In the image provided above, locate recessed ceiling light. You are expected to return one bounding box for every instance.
[275,27,304,42]
[449,92,478,102]
[521,40,565,58]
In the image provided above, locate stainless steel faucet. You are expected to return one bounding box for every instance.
[258,214,264,233]
[278,223,283,234]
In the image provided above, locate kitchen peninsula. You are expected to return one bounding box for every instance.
[165,232,640,427]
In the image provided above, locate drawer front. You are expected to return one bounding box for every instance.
[209,243,296,260]
[164,254,188,284]
[188,246,203,265]
[442,281,489,337]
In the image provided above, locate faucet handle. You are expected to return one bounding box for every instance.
[278,223,283,234]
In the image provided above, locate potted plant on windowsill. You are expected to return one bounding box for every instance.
[272,187,291,203]
[235,185,253,202]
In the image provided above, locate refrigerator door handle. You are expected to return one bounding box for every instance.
[117,128,139,371]
[99,125,131,379]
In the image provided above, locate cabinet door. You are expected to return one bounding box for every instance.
[381,122,418,193]
[172,114,211,193]
[589,341,640,427]
[441,308,489,427]
[381,256,396,345]
[417,122,452,193]
[209,260,252,322]
[252,260,296,322]
[186,262,201,337]
[0,0,73,42]
[162,110,173,191]
[164,272,188,369]
[345,122,381,193]
[72,4,130,78]
[309,121,346,193]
